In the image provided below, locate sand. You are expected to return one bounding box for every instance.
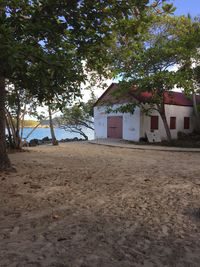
[0,142,200,267]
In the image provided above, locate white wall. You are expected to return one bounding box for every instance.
[94,104,141,141]
[94,106,108,139]
[140,104,194,140]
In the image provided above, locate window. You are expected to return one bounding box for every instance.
[184,117,190,129]
[170,117,176,130]
[151,116,159,130]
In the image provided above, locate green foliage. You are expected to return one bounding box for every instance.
[23,120,38,128]
[107,102,137,114]
[57,95,96,139]
[59,95,96,127]
[107,14,200,141]
[162,3,176,13]
[1,0,164,104]
[0,0,179,168]
[0,0,177,106]
[111,15,200,107]
[5,118,38,128]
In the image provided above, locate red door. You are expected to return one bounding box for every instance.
[107,116,123,139]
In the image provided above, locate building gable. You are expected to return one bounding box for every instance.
[94,83,138,107]
[94,83,200,108]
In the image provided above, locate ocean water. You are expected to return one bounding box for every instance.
[20,127,94,141]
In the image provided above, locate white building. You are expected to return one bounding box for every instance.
[94,83,200,141]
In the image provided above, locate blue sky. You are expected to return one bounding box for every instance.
[172,0,200,17]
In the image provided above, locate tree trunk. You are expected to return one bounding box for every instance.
[15,90,22,149]
[80,131,88,140]
[161,113,172,142]
[20,104,26,140]
[192,93,200,132]
[24,111,58,141]
[0,76,12,170]
[48,106,58,146]
[159,102,172,142]
[5,115,13,148]
[5,108,17,148]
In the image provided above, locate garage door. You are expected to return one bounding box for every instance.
[107,116,123,139]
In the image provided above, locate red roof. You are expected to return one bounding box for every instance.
[94,83,200,107]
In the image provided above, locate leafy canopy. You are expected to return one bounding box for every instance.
[0,1,176,102]
[112,14,200,106]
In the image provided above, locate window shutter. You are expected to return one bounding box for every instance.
[184,117,190,129]
[170,117,176,130]
[151,116,159,130]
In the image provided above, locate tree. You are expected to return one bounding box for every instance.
[0,0,172,170]
[177,56,200,132]
[57,95,96,140]
[111,15,200,142]
[48,104,58,146]
[5,83,40,149]
[191,66,200,131]
[0,1,76,169]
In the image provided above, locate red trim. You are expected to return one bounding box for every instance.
[170,117,176,130]
[94,83,200,107]
[151,116,159,130]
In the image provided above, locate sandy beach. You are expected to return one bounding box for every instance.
[1,142,200,266]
